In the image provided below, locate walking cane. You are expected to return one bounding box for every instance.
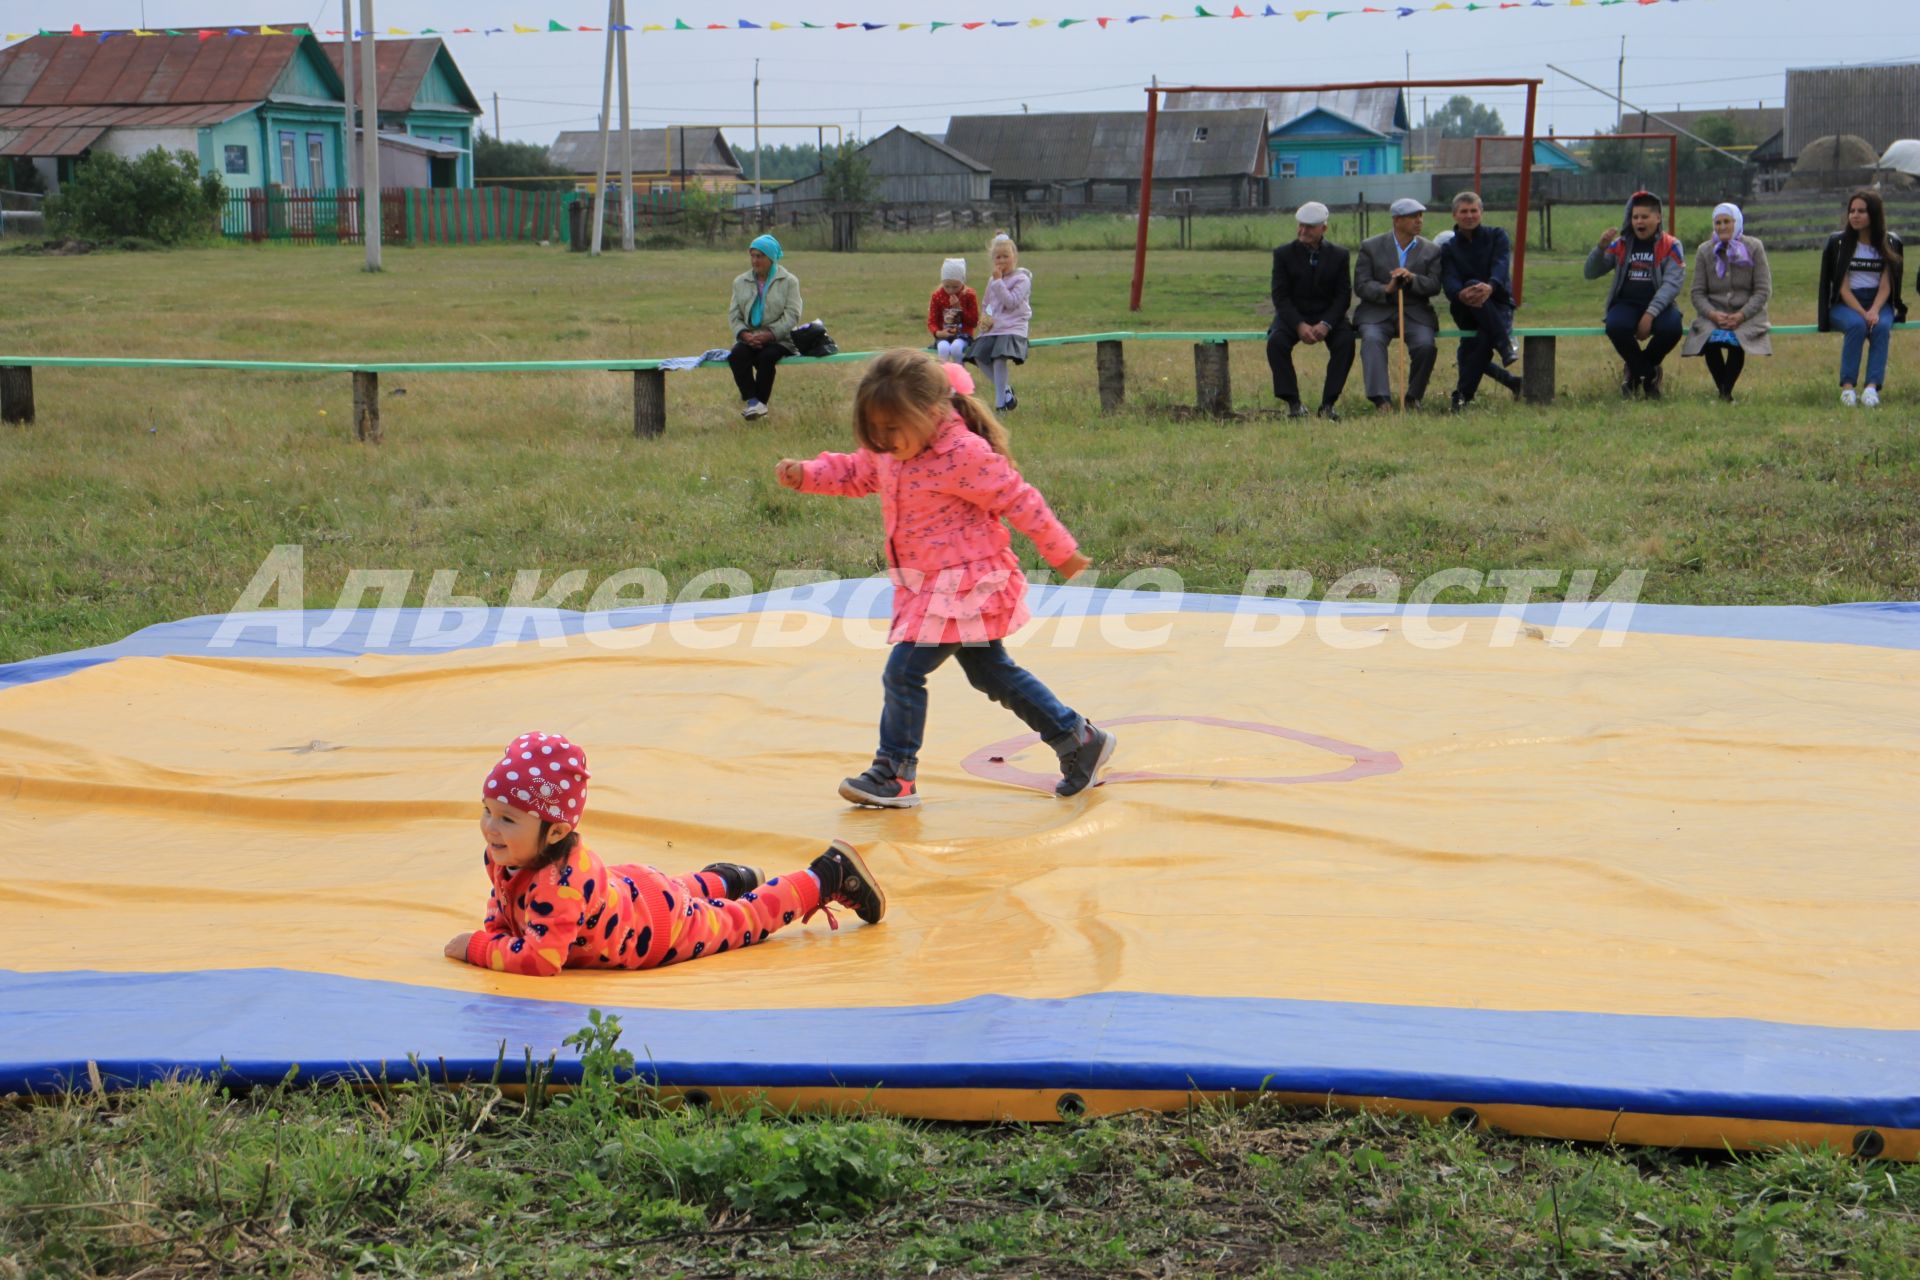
[1395,283,1407,413]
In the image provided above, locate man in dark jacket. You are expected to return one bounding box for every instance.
[1266,200,1356,420]
[1442,191,1523,411]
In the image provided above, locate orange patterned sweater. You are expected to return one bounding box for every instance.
[461,844,669,977]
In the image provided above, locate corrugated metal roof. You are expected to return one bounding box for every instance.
[0,28,332,108]
[0,123,106,156]
[943,109,1268,182]
[0,102,255,128]
[319,39,480,116]
[1178,89,1407,136]
[549,127,742,177]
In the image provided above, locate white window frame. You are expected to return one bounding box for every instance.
[1341,156,1361,177]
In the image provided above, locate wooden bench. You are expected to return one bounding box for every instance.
[0,323,1850,436]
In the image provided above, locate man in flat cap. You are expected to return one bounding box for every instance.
[1266,200,1355,420]
[1351,197,1443,410]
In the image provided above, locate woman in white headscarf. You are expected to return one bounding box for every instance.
[1682,202,1771,401]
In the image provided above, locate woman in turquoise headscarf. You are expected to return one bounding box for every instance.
[727,233,803,420]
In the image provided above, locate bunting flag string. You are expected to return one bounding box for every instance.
[2,2,1701,46]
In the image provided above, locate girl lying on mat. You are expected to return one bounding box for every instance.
[444,731,884,976]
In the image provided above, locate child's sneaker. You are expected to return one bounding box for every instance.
[1862,386,1881,408]
[1841,388,1858,407]
[838,757,920,809]
[807,839,886,924]
[1054,721,1117,798]
[699,862,765,898]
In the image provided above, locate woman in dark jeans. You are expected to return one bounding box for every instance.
[1817,190,1906,408]
[727,233,803,420]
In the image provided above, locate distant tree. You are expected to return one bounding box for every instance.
[678,181,727,245]
[1682,115,1742,173]
[732,143,824,182]
[820,141,876,205]
[1429,95,1505,140]
[474,132,569,180]
[45,148,222,244]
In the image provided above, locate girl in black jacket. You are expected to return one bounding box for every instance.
[1817,190,1907,407]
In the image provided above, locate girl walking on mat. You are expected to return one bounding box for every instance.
[775,350,1115,809]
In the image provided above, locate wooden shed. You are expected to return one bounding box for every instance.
[943,108,1268,210]
[1786,63,1920,159]
[548,126,741,192]
[771,126,988,207]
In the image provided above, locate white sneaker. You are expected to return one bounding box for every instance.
[1841,388,1858,407]
[741,399,769,419]
[1862,386,1881,408]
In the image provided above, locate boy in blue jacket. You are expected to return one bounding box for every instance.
[1587,191,1687,398]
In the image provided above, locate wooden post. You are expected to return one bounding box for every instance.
[1522,335,1556,407]
[352,370,382,443]
[1193,342,1232,418]
[1096,340,1126,414]
[633,368,666,437]
[0,366,32,425]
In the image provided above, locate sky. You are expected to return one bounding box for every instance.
[17,1,1920,150]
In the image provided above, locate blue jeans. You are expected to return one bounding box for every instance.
[1831,307,1893,388]
[1604,302,1683,384]
[878,641,1081,769]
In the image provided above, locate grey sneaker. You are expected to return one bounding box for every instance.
[838,757,920,809]
[1054,722,1117,798]
[741,398,769,419]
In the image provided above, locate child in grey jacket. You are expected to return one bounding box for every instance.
[1586,190,1687,399]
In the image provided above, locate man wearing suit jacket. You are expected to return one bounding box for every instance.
[1352,197,1444,410]
[1266,201,1356,421]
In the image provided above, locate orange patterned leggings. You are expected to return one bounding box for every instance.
[623,864,824,968]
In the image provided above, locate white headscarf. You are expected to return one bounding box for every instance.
[1711,202,1751,276]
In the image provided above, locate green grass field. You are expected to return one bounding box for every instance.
[2,235,1917,1278]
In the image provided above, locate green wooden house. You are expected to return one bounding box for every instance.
[0,28,351,191]
[321,38,482,187]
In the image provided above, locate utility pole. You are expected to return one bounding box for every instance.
[616,0,635,251]
[1615,36,1626,131]
[589,0,616,255]
[492,91,501,142]
[340,0,357,187]
[753,59,763,200]
[358,0,380,269]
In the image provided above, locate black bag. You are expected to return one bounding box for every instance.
[792,321,838,358]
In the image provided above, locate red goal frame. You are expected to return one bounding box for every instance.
[1130,78,1544,311]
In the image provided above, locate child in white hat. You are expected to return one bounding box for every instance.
[927,257,979,363]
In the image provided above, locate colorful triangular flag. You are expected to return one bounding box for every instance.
[546,20,571,31]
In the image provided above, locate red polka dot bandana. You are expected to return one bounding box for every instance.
[484,732,590,825]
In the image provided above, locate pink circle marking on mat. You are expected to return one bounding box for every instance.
[960,713,1402,792]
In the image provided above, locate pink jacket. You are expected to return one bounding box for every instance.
[798,411,1079,644]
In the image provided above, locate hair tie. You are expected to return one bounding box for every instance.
[941,361,975,397]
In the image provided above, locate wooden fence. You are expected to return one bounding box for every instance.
[222,188,575,246]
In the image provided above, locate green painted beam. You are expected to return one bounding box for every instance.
[0,325,1844,374]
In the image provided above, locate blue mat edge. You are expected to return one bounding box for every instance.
[6,969,1915,1129]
